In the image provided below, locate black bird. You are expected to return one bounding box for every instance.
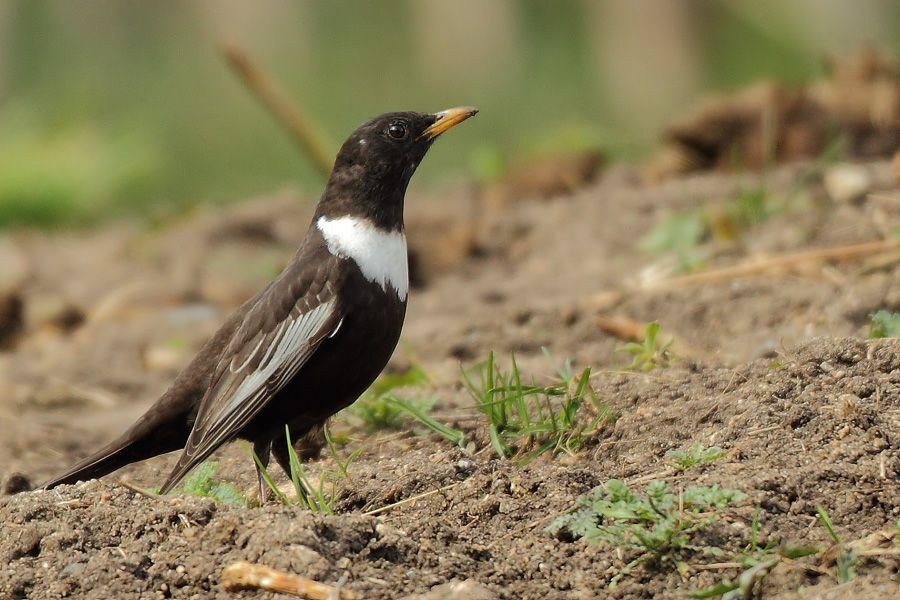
[43,107,478,497]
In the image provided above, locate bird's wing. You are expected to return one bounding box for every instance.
[159,257,344,491]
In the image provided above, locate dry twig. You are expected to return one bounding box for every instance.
[221,561,356,599]
[361,483,458,517]
[221,41,334,179]
[594,314,644,341]
[592,238,900,310]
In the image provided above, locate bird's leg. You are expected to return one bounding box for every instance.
[272,431,313,506]
[253,438,273,504]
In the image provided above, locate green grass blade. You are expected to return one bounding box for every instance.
[488,422,510,458]
[283,425,313,509]
[250,449,290,506]
[816,505,842,544]
[387,397,466,446]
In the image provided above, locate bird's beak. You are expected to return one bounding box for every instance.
[421,106,479,140]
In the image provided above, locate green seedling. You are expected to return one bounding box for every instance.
[348,364,429,431]
[666,444,726,471]
[690,505,817,598]
[639,209,708,273]
[868,310,900,339]
[817,505,857,583]
[251,425,350,512]
[767,356,785,370]
[639,187,783,274]
[461,351,613,462]
[619,322,673,371]
[387,397,467,446]
[323,425,362,479]
[691,505,866,598]
[175,461,249,507]
[548,479,746,588]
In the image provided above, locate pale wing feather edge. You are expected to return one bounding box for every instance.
[184,299,337,459]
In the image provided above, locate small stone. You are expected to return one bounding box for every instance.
[60,562,86,578]
[399,579,496,600]
[823,163,872,203]
[455,459,474,473]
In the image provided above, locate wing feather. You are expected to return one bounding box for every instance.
[158,255,344,492]
[190,299,336,455]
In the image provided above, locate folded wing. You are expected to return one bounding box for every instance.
[158,271,342,493]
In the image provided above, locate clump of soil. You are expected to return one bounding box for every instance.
[645,49,900,181]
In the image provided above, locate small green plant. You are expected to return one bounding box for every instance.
[868,310,900,339]
[666,444,726,472]
[639,187,781,274]
[619,322,673,371]
[348,364,430,430]
[639,209,708,273]
[461,352,613,462]
[345,362,467,445]
[817,505,857,583]
[252,425,348,512]
[387,397,467,446]
[767,356,785,370]
[176,461,249,507]
[690,506,863,598]
[690,504,818,598]
[548,479,746,588]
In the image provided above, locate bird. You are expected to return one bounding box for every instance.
[42,106,478,498]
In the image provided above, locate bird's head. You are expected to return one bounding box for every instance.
[319,107,478,229]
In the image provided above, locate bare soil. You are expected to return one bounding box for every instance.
[1,159,898,599]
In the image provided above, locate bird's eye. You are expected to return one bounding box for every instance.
[387,122,407,140]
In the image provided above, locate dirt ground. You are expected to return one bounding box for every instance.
[1,157,899,599]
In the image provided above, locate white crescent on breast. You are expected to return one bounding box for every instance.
[316,215,409,301]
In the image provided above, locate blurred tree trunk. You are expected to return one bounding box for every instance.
[584,0,701,146]
[409,0,521,93]
[728,0,894,56]
[0,3,9,98]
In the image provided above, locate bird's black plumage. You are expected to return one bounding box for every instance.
[42,107,478,496]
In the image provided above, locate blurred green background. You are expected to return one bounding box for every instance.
[1,0,898,228]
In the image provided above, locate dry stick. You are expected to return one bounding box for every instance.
[361,483,458,517]
[591,238,900,309]
[118,480,164,500]
[221,41,334,179]
[221,561,356,600]
[594,314,644,342]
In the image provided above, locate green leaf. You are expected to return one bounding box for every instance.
[868,310,900,339]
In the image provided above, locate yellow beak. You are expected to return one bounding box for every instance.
[421,106,479,140]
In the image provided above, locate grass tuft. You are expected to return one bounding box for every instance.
[176,461,250,507]
[618,322,673,371]
[251,425,355,512]
[348,364,430,431]
[460,351,614,462]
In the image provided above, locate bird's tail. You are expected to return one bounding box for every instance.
[42,406,192,489]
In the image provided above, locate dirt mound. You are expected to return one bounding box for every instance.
[1,155,899,598]
[1,337,897,599]
[645,49,900,182]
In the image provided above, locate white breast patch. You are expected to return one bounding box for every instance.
[317,215,408,300]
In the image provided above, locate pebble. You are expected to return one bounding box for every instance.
[824,163,872,203]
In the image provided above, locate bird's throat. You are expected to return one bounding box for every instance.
[316,215,409,300]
